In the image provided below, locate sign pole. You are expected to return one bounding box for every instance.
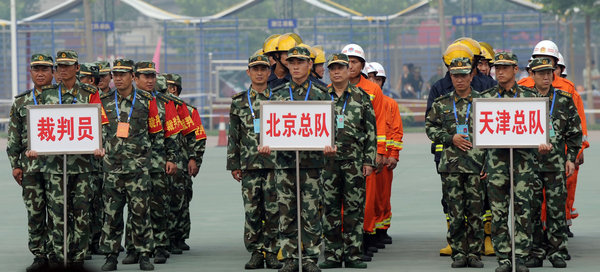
[63,154,68,267]
[510,148,516,272]
[296,150,303,272]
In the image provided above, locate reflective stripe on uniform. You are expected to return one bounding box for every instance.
[435,144,443,152]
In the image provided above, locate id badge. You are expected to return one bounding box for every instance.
[253,118,260,134]
[549,126,556,137]
[116,122,130,138]
[456,124,469,141]
[336,115,345,129]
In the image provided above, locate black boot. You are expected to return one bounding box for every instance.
[139,254,154,271]
[376,229,392,244]
[26,256,48,272]
[101,254,118,271]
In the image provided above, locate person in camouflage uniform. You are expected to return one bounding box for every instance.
[267,46,329,272]
[425,58,485,269]
[79,62,100,86]
[164,73,206,254]
[32,50,103,268]
[98,58,163,271]
[7,53,55,272]
[318,53,376,270]
[96,60,112,94]
[525,57,582,268]
[479,52,548,272]
[226,54,282,269]
[122,61,180,265]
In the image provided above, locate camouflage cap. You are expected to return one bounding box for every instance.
[248,54,270,67]
[448,57,472,75]
[286,46,311,61]
[326,53,349,67]
[30,53,53,67]
[530,57,555,72]
[79,62,99,77]
[95,60,111,75]
[135,61,157,74]
[493,52,518,66]
[155,74,167,91]
[112,59,134,72]
[56,50,78,65]
[165,73,182,87]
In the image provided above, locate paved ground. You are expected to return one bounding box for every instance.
[0,132,598,271]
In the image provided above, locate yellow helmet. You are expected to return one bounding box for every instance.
[313,45,325,64]
[276,33,299,52]
[263,34,281,55]
[298,43,316,59]
[285,32,303,44]
[454,37,481,56]
[443,43,474,66]
[253,48,264,56]
[479,41,494,62]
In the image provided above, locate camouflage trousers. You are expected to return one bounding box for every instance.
[486,171,534,265]
[168,170,189,243]
[89,171,104,248]
[277,168,323,261]
[45,172,91,262]
[126,171,170,251]
[322,160,366,263]
[531,171,568,260]
[441,172,484,259]
[100,171,153,255]
[182,175,193,240]
[22,172,52,257]
[241,169,280,254]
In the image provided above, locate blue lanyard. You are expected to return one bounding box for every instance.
[247,87,271,119]
[453,97,471,125]
[58,85,77,104]
[549,89,557,117]
[114,88,137,123]
[497,89,518,98]
[32,90,38,105]
[331,92,350,115]
[288,80,312,101]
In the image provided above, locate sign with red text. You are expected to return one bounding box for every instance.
[27,104,103,155]
[473,98,549,148]
[260,101,334,150]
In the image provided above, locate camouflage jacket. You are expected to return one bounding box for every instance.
[146,90,178,173]
[326,84,376,165]
[480,83,539,174]
[100,88,164,174]
[38,81,100,174]
[426,90,485,173]
[226,87,277,170]
[187,104,207,167]
[6,87,50,172]
[536,87,582,172]
[157,91,187,169]
[271,79,329,169]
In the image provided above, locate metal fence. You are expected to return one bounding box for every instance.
[0,10,585,129]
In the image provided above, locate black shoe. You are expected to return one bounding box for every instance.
[122,250,139,264]
[139,254,154,271]
[178,239,190,251]
[376,229,392,244]
[101,254,118,271]
[524,257,543,268]
[565,253,571,260]
[119,245,125,252]
[360,254,372,262]
[345,260,367,269]
[278,259,299,272]
[169,242,183,255]
[495,263,511,272]
[318,260,342,269]
[26,256,48,272]
[154,247,168,264]
[451,257,467,268]
[516,262,529,272]
[567,226,574,238]
[301,259,321,272]
[265,252,282,269]
[550,258,567,268]
[467,256,484,268]
[245,251,265,269]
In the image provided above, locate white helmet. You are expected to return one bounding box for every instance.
[532,40,559,59]
[341,44,366,62]
[562,66,568,77]
[369,62,387,78]
[557,52,566,67]
[365,62,377,74]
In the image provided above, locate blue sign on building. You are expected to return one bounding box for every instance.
[452,15,483,26]
[268,19,297,29]
[92,21,114,32]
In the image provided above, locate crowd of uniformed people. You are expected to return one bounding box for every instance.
[7,31,588,272]
[8,50,206,271]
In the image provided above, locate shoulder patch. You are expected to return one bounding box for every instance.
[434,93,451,102]
[187,104,197,110]
[232,91,244,99]
[557,90,572,98]
[100,89,115,99]
[137,90,154,100]
[155,92,171,104]
[79,83,98,94]
[15,89,32,98]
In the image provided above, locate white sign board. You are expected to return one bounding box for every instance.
[473,98,549,148]
[27,104,103,154]
[260,101,334,150]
